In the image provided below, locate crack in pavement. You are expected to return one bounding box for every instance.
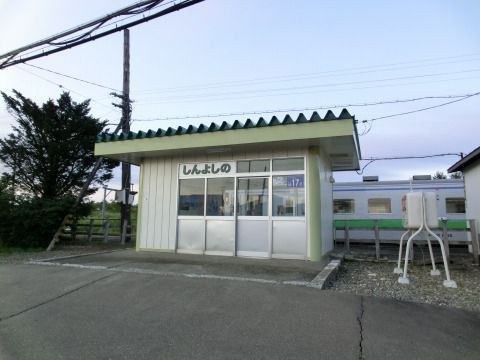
[357,296,365,360]
[0,272,117,323]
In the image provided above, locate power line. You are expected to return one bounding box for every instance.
[0,0,205,69]
[24,63,120,92]
[356,153,463,174]
[360,91,480,123]
[134,68,480,104]
[15,66,118,111]
[362,153,463,161]
[134,52,480,95]
[132,74,480,106]
[132,93,479,122]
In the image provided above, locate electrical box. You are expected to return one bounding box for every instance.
[402,192,438,229]
[424,192,439,229]
[115,190,135,205]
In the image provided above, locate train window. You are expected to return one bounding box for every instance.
[446,198,465,214]
[368,198,391,214]
[333,199,354,214]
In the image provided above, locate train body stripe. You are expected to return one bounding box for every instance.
[333,186,464,192]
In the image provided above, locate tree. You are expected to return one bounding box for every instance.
[449,171,463,179]
[432,171,447,179]
[0,90,117,199]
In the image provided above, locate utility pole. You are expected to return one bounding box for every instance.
[112,29,132,244]
[120,29,131,244]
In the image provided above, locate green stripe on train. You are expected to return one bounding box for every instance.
[334,219,468,230]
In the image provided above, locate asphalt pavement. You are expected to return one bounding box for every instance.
[0,250,479,359]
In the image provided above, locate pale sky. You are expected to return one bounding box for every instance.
[1,0,479,201]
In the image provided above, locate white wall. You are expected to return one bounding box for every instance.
[138,157,179,250]
[464,159,480,231]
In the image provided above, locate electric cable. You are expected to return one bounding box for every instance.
[0,0,205,69]
[132,75,480,105]
[24,63,120,92]
[133,68,480,103]
[15,65,118,111]
[359,91,480,123]
[131,92,479,122]
[135,55,480,95]
[356,153,463,175]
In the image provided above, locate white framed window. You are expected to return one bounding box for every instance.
[446,198,465,214]
[272,157,304,171]
[368,198,391,214]
[333,199,355,214]
[237,178,269,216]
[178,179,205,216]
[237,159,270,173]
[206,177,234,216]
[272,175,305,216]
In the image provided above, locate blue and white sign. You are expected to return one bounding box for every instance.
[287,175,304,188]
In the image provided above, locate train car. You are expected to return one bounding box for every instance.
[333,177,468,243]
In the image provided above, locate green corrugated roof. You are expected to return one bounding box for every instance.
[96,109,354,143]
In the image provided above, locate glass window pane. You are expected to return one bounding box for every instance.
[206,178,234,216]
[178,179,205,216]
[237,160,270,173]
[368,198,391,214]
[334,199,354,214]
[446,198,465,213]
[272,175,305,216]
[237,178,269,216]
[272,158,304,171]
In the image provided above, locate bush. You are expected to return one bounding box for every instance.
[0,196,90,248]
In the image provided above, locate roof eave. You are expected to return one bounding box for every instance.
[448,146,480,173]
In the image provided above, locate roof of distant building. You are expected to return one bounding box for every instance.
[448,146,480,173]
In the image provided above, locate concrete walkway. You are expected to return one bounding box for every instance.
[0,250,479,359]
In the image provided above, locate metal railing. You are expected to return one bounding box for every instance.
[334,219,479,264]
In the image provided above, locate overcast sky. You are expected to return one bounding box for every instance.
[1,0,479,200]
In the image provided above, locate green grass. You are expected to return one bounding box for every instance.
[0,246,44,254]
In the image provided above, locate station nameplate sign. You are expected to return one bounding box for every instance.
[179,162,236,178]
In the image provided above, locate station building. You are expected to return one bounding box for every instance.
[449,146,480,235]
[95,109,360,261]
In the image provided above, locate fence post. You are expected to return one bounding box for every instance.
[374,220,380,260]
[121,220,128,245]
[469,220,479,266]
[87,219,94,242]
[71,216,78,242]
[442,220,449,263]
[103,220,110,243]
[344,223,350,253]
[333,222,337,248]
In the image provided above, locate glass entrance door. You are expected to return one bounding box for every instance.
[236,177,270,257]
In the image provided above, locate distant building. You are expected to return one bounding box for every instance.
[448,146,480,234]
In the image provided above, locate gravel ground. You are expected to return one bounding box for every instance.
[328,258,480,312]
[0,244,130,265]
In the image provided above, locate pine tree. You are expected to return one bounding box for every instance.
[0,90,117,199]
